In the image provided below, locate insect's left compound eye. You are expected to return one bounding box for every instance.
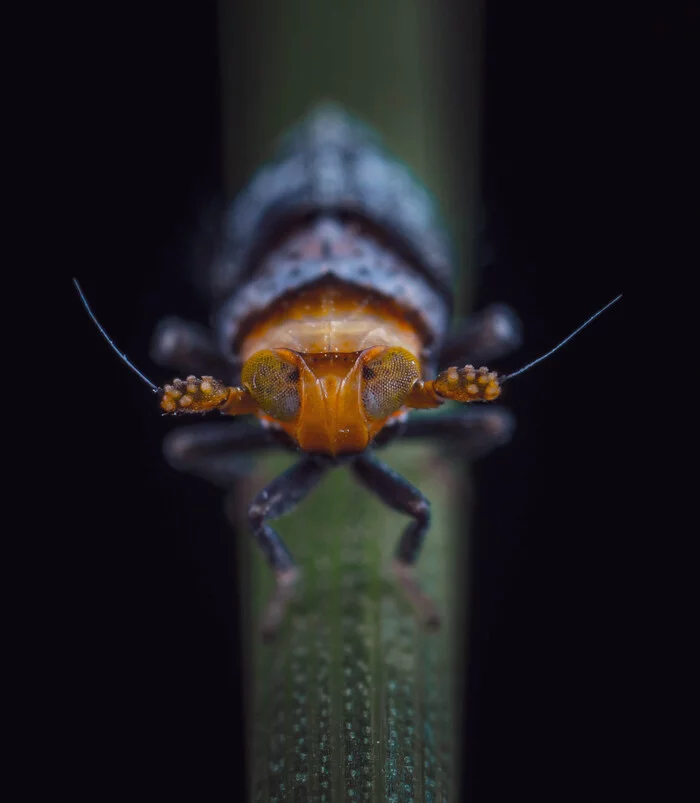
[241,350,301,421]
[361,347,421,420]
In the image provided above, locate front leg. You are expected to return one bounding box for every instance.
[350,454,440,629]
[247,457,329,640]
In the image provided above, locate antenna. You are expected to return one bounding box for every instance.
[73,278,159,393]
[502,294,622,382]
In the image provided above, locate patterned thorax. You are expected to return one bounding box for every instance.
[211,105,454,363]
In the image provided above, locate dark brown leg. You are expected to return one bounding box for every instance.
[247,457,328,639]
[401,407,516,458]
[150,316,236,379]
[163,421,275,488]
[440,302,522,367]
[350,454,440,629]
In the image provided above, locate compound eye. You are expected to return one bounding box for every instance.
[241,350,301,421]
[361,347,421,420]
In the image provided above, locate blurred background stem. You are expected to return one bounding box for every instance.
[218,2,481,799]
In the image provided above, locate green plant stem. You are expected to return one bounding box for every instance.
[218,2,481,799]
[237,446,466,801]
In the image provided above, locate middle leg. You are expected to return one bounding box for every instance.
[401,406,516,458]
[163,420,277,488]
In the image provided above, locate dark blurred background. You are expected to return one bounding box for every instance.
[65,1,627,800]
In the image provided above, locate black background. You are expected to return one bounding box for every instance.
[63,2,628,800]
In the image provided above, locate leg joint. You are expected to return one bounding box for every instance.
[248,502,267,530]
[407,497,430,523]
[162,428,196,468]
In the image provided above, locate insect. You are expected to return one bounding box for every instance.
[75,105,620,638]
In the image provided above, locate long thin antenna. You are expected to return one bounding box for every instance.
[502,294,622,382]
[73,278,159,393]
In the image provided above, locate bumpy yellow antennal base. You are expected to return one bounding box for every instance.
[406,365,502,409]
[160,375,259,416]
[160,375,231,413]
[433,365,501,402]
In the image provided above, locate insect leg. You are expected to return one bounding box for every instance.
[401,408,516,459]
[163,421,276,488]
[439,303,522,366]
[247,457,328,639]
[350,454,440,629]
[150,316,236,378]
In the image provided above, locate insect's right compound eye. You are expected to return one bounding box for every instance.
[241,350,301,421]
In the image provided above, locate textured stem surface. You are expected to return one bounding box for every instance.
[218,1,480,798]
[238,444,466,801]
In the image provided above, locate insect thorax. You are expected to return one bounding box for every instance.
[218,216,448,369]
[209,106,454,372]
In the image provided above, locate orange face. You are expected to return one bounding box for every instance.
[241,346,422,456]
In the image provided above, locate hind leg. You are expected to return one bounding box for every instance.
[440,302,522,367]
[150,316,236,379]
